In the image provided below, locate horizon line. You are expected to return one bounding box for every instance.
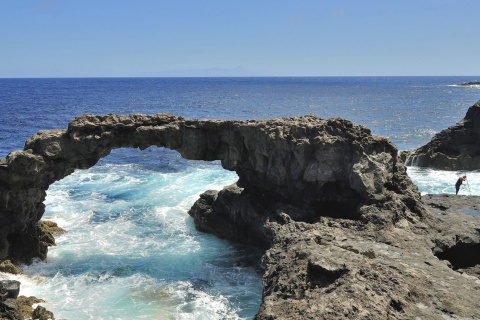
[1,75,480,80]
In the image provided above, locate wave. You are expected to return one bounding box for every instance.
[15,162,262,320]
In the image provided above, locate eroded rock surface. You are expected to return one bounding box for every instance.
[423,194,480,278]
[0,113,479,319]
[403,100,480,170]
[0,113,425,263]
[191,185,480,319]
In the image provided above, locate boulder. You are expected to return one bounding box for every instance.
[0,260,21,275]
[0,280,20,302]
[0,294,55,320]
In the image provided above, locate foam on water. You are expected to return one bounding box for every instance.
[407,167,480,196]
[9,157,480,319]
[15,153,263,320]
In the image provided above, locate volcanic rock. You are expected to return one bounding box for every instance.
[0,280,55,320]
[0,113,426,263]
[0,113,479,319]
[191,186,480,319]
[403,100,480,170]
[0,261,20,275]
[0,294,55,320]
[0,280,20,302]
[456,81,480,86]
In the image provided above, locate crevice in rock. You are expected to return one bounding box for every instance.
[389,299,404,312]
[310,199,361,220]
[434,242,480,270]
[308,181,363,221]
[306,262,347,289]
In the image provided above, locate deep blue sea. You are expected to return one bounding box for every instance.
[1,77,479,319]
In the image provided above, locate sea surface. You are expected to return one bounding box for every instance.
[1,77,479,319]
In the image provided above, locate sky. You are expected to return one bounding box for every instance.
[1,0,479,78]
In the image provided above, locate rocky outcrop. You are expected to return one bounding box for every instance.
[191,186,480,319]
[0,113,426,263]
[403,100,480,170]
[0,280,55,320]
[0,113,479,319]
[456,81,480,86]
[422,194,480,277]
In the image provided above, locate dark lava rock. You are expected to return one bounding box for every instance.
[456,81,480,86]
[1,113,479,319]
[403,100,480,170]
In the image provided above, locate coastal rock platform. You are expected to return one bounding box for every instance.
[0,113,479,319]
[191,186,480,319]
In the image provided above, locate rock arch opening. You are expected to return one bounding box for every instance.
[310,181,364,221]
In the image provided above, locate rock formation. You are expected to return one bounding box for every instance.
[0,113,479,319]
[403,100,480,170]
[0,280,55,320]
[456,81,480,86]
[190,186,480,319]
[0,113,425,263]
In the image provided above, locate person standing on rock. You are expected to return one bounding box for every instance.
[455,176,467,195]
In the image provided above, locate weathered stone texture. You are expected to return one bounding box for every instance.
[0,113,479,319]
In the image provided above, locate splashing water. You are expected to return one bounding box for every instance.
[14,149,263,320]
[407,167,480,196]
[2,77,480,319]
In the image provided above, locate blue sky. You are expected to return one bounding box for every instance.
[1,0,479,77]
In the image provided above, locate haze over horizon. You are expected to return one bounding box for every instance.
[1,0,479,78]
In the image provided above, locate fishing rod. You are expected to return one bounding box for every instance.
[465,173,472,195]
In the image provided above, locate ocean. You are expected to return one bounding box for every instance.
[1,77,479,319]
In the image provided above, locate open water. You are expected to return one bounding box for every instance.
[0,77,479,319]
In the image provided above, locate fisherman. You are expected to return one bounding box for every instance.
[455,175,467,195]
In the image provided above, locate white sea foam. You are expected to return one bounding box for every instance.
[21,156,480,319]
[18,162,261,320]
[407,167,480,196]
[448,84,480,88]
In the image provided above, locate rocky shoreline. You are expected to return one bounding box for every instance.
[402,100,480,170]
[190,187,480,319]
[0,223,63,319]
[2,193,477,319]
[0,108,479,319]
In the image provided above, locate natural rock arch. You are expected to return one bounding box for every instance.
[0,113,425,263]
[2,113,480,319]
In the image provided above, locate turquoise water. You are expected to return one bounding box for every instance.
[1,77,479,319]
[18,148,263,319]
[407,167,480,196]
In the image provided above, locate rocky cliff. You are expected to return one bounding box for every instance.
[0,114,479,319]
[403,100,480,170]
